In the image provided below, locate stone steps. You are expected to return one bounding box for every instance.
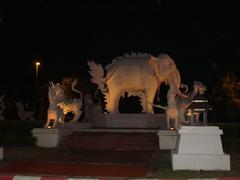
[58,131,159,151]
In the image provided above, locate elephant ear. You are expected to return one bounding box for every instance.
[167,68,181,88]
[148,56,159,75]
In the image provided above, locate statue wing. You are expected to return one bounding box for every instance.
[88,60,104,82]
[87,60,105,92]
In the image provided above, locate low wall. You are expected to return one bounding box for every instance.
[157,130,178,150]
[90,113,167,129]
[32,128,72,148]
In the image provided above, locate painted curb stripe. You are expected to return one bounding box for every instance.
[0,175,14,180]
[1,176,240,180]
[40,176,68,180]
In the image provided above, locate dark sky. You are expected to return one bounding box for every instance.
[1,0,240,100]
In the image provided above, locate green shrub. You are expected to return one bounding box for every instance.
[210,122,240,139]
[0,120,42,146]
[0,135,37,146]
[0,120,43,135]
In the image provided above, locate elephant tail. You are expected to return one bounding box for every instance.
[87,60,107,93]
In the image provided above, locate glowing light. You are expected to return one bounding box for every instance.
[35,61,41,80]
[192,100,208,103]
[193,108,206,111]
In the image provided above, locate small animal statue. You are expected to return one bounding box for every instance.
[176,81,207,123]
[44,82,65,128]
[166,85,179,129]
[44,79,83,128]
[149,84,179,130]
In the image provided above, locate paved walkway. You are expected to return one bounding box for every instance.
[0,149,155,178]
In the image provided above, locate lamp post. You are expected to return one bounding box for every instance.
[35,62,40,81]
[34,61,41,119]
[35,61,41,95]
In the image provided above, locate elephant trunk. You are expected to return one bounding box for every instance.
[180,83,189,94]
[176,87,189,98]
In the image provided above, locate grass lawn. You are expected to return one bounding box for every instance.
[150,123,240,178]
[150,140,240,178]
[0,146,44,167]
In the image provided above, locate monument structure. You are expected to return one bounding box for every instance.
[32,52,230,171]
[87,53,187,129]
[88,53,184,114]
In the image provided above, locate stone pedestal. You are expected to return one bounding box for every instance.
[157,130,178,150]
[0,147,3,160]
[32,128,72,148]
[91,113,166,129]
[172,126,230,171]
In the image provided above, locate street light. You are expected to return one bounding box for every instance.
[35,62,40,80]
[34,61,41,119]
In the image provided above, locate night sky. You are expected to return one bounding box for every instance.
[1,0,240,101]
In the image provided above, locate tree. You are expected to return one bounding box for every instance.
[209,71,240,121]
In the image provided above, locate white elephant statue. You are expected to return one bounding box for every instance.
[88,53,184,113]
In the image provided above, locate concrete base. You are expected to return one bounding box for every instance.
[0,147,3,160]
[90,113,166,129]
[172,153,230,170]
[32,128,72,148]
[172,126,231,171]
[62,122,91,129]
[157,130,178,150]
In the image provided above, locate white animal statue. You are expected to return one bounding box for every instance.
[15,102,35,120]
[44,82,65,128]
[44,79,83,128]
[57,78,83,123]
[88,53,184,113]
[149,84,179,129]
[176,81,207,123]
[0,95,6,120]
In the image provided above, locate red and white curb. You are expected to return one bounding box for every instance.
[0,176,240,180]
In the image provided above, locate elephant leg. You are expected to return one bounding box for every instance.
[166,116,170,130]
[145,88,157,113]
[174,117,178,129]
[108,89,121,113]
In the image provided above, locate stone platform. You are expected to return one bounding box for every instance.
[89,113,166,129]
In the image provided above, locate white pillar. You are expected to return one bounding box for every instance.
[172,126,230,171]
[31,128,71,148]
